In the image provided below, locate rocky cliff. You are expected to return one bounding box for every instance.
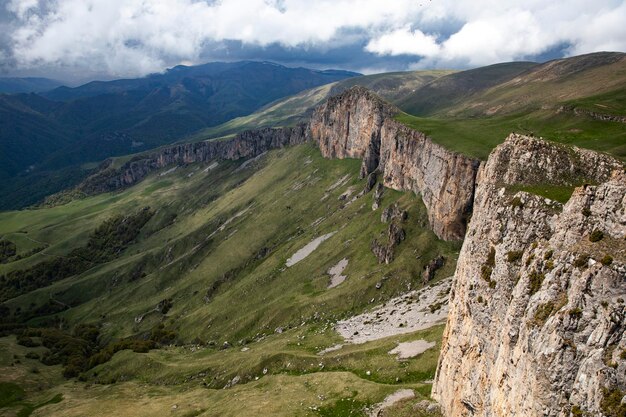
[310,87,479,240]
[75,125,308,195]
[70,87,478,241]
[433,134,626,416]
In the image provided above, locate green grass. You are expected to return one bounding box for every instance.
[507,184,576,204]
[566,88,626,116]
[0,143,455,416]
[0,381,25,407]
[395,110,626,161]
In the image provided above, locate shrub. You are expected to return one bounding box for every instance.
[533,302,555,326]
[507,251,523,262]
[601,388,626,417]
[581,207,591,217]
[510,196,523,208]
[589,230,604,242]
[528,270,545,295]
[544,250,553,260]
[24,352,40,360]
[17,335,40,347]
[568,307,583,319]
[573,254,589,269]
[600,255,613,266]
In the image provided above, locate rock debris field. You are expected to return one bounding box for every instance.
[335,277,452,344]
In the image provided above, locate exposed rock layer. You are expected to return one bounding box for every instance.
[310,87,480,240]
[71,87,479,241]
[77,125,309,195]
[433,134,626,417]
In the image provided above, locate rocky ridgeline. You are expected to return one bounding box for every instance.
[69,86,478,241]
[74,125,309,195]
[433,134,626,416]
[310,86,480,240]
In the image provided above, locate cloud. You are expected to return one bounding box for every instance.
[1,0,625,79]
[365,27,440,57]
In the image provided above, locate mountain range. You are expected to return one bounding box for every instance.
[0,52,624,417]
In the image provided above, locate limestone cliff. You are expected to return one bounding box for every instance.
[310,87,480,240]
[76,125,308,195]
[70,87,478,241]
[433,134,626,416]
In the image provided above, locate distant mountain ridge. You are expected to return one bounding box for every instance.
[0,77,63,94]
[0,61,359,209]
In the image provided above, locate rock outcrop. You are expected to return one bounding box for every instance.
[76,125,309,195]
[433,134,626,417]
[310,87,480,240]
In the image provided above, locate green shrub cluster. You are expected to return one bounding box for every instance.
[601,388,626,417]
[0,208,154,302]
[506,251,523,262]
[589,230,604,242]
[528,270,545,295]
[0,240,17,263]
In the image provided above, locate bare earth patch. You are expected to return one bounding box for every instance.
[327,258,349,288]
[388,340,435,359]
[285,232,337,267]
[368,389,415,417]
[335,277,452,344]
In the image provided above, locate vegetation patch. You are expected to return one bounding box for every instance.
[317,396,368,417]
[507,251,523,263]
[600,255,613,266]
[528,270,545,295]
[508,184,575,204]
[0,240,17,263]
[0,207,154,302]
[589,230,604,242]
[601,387,626,417]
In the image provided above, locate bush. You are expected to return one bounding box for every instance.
[528,270,545,295]
[17,335,40,347]
[600,255,613,266]
[533,302,555,326]
[589,230,604,242]
[0,240,17,263]
[573,254,590,269]
[25,352,40,360]
[568,307,583,319]
[507,251,523,262]
[601,388,626,417]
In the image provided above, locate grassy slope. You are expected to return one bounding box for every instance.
[394,53,626,162]
[0,145,458,416]
[396,62,538,117]
[188,70,454,140]
[395,109,626,161]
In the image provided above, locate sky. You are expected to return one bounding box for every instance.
[1,0,625,83]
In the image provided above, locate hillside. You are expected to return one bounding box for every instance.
[190,70,454,139]
[0,62,359,210]
[1,55,625,417]
[0,77,63,94]
[0,142,458,416]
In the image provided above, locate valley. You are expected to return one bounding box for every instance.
[1,52,625,417]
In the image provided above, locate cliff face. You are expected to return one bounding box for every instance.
[77,125,308,194]
[74,87,477,241]
[311,87,479,241]
[433,134,626,416]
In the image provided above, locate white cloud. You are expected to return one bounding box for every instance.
[365,27,440,57]
[3,0,626,77]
